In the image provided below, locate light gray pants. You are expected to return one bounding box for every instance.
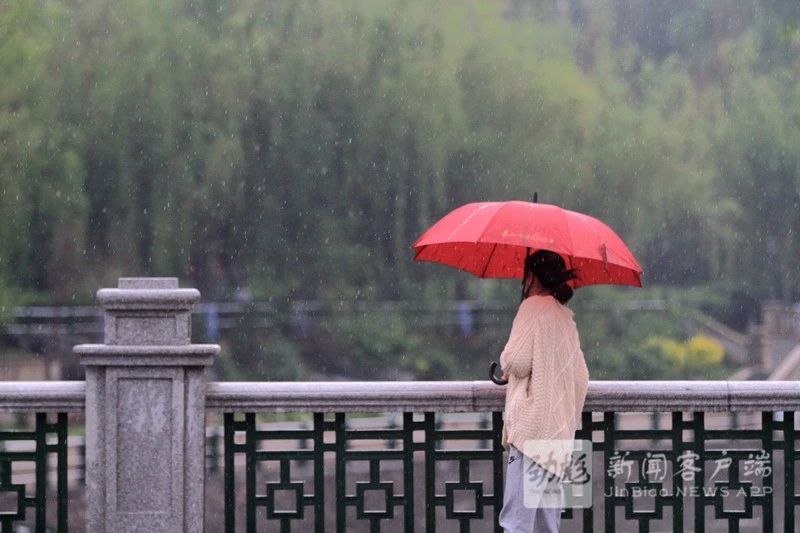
[498,444,564,532]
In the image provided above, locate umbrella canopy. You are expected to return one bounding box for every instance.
[412,201,643,288]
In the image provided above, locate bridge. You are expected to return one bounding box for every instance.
[0,278,797,532]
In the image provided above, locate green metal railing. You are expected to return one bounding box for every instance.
[223,412,504,532]
[208,381,800,532]
[219,411,789,532]
[589,410,781,532]
[0,413,69,533]
[0,381,83,533]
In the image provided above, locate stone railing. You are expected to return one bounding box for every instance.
[205,380,799,532]
[1,278,799,532]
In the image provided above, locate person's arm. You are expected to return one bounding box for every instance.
[499,302,535,378]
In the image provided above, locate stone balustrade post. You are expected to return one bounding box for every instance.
[74,278,219,532]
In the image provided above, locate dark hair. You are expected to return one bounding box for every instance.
[524,250,579,304]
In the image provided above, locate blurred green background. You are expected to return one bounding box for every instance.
[2,0,798,380]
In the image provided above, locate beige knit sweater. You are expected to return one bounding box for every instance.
[499,294,589,480]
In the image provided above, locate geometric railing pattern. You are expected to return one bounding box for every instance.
[0,413,69,533]
[223,412,506,532]
[582,411,783,532]
[222,409,795,532]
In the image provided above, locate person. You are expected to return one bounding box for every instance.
[497,250,590,532]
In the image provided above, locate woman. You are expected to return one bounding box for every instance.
[497,250,590,532]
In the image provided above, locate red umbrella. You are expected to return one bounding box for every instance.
[412,200,643,288]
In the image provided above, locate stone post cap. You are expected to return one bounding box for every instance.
[119,277,178,289]
[74,278,219,363]
[96,277,200,311]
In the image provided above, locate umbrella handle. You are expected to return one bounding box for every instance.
[490,361,508,385]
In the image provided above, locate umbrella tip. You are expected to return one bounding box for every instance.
[533,192,538,203]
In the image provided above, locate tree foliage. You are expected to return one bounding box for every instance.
[1,0,798,314]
